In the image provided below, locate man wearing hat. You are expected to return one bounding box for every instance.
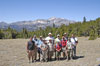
[55,34,61,43]
[45,32,54,44]
[45,33,54,61]
[54,34,61,60]
[64,33,68,41]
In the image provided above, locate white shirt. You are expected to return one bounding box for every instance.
[70,37,78,46]
[45,36,54,44]
[55,38,60,44]
[41,43,48,49]
[48,42,53,51]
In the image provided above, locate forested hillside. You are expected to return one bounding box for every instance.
[0,17,100,40]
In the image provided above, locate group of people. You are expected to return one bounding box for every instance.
[26,33,78,63]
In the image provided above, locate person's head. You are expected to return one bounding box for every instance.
[72,34,75,37]
[64,33,67,36]
[62,36,65,40]
[48,33,52,37]
[39,36,43,40]
[33,35,37,39]
[30,37,33,41]
[57,34,60,38]
[68,38,71,42]
[43,39,47,44]
[49,38,52,43]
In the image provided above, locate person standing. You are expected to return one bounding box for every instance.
[48,38,54,61]
[70,34,78,58]
[45,33,54,44]
[45,33,55,60]
[67,38,73,60]
[26,37,35,63]
[64,33,68,41]
[55,34,61,44]
[61,36,68,59]
[54,34,61,60]
[37,36,44,61]
[40,39,48,62]
[32,35,39,61]
[55,41,62,60]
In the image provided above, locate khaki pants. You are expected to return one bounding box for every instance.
[34,46,37,60]
[67,49,73,60]
[41,50,48,61]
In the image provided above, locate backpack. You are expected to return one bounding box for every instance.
[61,40,67,47]
[55,43,62,50]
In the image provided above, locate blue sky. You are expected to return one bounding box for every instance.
[0,0,100,23]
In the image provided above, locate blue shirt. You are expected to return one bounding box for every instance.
[38,40,43,48]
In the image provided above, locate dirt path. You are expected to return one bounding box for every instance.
[0,37,100,66]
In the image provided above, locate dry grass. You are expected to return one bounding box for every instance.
[0,37,100,66]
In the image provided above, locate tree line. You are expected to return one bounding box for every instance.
[0,17,100,40]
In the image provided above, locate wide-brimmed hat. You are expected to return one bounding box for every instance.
[57,34,60,37]
[48,33,52,35]
[34,35,36,37]
[49,38,52,40]
[40,36,42,37]
[64,33,67,35]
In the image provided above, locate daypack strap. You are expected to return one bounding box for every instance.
[73,37,78,43]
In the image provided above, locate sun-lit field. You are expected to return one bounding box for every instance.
[0,37,100,66]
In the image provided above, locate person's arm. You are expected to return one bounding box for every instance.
[57,48,61,52]
[40,44,43,50]
[44,45,48,50]
[52,44,54,51]
[56,49,58,51]
[54,44,56,51]
[66,44,68,49]
[75,38,78,46]
[34,41,38,48]
[76,42,78,46]
[66,41,68,49]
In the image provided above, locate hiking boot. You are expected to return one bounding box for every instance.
[32,60,35,63]
[34,60,36,62]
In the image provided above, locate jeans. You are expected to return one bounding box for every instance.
[73,46,76,57]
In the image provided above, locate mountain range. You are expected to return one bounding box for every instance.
[0,17,75,31]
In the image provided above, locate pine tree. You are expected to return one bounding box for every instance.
[0,29,4,39]
[83,16,86,23]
